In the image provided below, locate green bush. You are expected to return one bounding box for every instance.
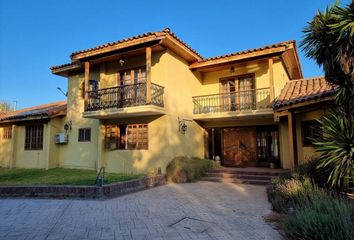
[266,175,315,213]
[166,156,218,183]
[282,193,354,240]
[296,158,332,189]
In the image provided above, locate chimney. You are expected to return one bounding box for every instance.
[12,101,17,111]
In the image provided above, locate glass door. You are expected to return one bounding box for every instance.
[257,126,279,167]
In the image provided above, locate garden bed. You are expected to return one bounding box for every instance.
[0,168,166,198]
[0,168,143,185]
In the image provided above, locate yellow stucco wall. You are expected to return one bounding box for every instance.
[57,74,99,170]
[0,127,12,168]
[295,109,325,165]
[273,58,290,98]
[201,59,269,95]
[279,119,292,169]
[101,50,204,174]
[12,124,48,169]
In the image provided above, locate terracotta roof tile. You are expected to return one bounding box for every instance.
[273,77,336,109]
[70,28,202,59]
[198,40,295,63]
[0,101,67,122]
[50,62,80,70]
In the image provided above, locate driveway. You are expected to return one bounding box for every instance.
[0,182,281,240]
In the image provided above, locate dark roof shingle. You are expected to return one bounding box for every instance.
[273,77,336,109]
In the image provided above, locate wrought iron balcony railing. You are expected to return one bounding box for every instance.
[192,88,271,114]
[85,82,164,112]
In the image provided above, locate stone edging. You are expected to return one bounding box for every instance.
[0,175,166,199]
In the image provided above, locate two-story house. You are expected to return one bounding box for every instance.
[0,28,336,174]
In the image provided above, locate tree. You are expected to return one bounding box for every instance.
[301,2,354,114]
[301,2,354,189]
[0,101,11,112]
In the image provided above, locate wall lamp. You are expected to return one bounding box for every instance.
[178,117,192,134]
[119,59,125,66]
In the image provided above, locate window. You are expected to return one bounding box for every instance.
[104,124,148,150]
[25,125,43,150]
[3,127,12,139]
[302,120,321,146]
[126,124,148,150]
[78,128,91,142]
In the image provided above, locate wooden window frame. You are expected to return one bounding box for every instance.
[104,124,148,150]
[302,120,321,147]
[25,124,44,150]
[78,128,91,142]
[3,126,12,139]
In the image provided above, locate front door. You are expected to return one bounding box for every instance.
[222,127,257,167]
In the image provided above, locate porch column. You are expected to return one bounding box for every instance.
[287,112,296,170]
[268,58,275,101]
[146,47,152,104]
[84,61,90,110]
[10,125,16,169]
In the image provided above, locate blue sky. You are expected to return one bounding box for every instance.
[0,0,344,109]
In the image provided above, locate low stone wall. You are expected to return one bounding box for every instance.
[0,175,166,199]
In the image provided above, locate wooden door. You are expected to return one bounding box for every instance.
[222,127,257,167]
[220,79,236,111]
[238,75,255,110]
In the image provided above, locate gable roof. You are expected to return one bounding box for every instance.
[197,40,295,63]
[273,77,337,110]
[0,101,67,123]
[50,28,203,76]
[189,40,302,79]
[70,28,202,60]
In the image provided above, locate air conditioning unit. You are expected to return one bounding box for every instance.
[55,133,68,144]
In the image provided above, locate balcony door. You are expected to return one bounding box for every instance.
[220,75,255,111]
[117,67,146,107]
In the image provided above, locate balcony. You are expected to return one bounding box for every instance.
[192,88,273,121]
[83,82,165,119]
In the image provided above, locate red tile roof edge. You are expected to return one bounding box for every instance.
[273,77,337,109]
[69,28,202,59]
[197,40,295,63]
[0,101,67,122]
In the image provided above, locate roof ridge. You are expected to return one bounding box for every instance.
[289,76,325,82]
[69,28,202,59]
[199,40,296,63]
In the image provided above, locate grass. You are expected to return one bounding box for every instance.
[0,168,145,186]
[166,156,218,183]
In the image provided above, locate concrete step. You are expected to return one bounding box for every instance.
[200,177,270,185]
[205,172,273,181]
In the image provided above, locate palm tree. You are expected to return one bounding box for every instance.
[301,2,354,114]
[301,2,354,189]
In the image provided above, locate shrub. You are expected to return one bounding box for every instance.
[296,157,332,188]
[282,193,354,240]
[266,176,315,213]
[166,156,218,183]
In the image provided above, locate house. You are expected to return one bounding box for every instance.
[0,28,336,173]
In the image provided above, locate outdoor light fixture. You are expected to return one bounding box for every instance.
[64,120,72,132]
[119,59,125,66]
[230,66,235,74]
[178,117,192,134]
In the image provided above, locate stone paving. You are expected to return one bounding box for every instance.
[0,182,281,240]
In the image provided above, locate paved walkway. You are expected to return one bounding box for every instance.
[0,182,281,240]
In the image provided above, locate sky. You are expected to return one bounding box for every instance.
[0,0,346,109]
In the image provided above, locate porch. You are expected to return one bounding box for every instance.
[205,125,281,169]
